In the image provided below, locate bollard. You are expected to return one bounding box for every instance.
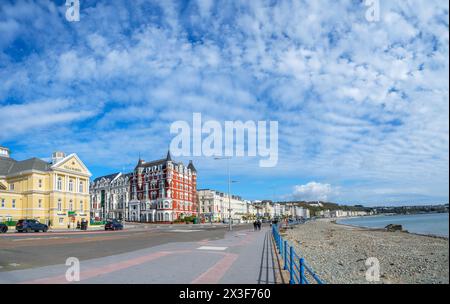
[289,246,294,284]
[283,240,288,270]
[300,258,305,284]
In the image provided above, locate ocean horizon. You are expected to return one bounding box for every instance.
[337,213,449,237]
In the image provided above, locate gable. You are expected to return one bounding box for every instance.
[51,154,92,177]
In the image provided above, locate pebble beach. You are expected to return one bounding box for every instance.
[283,219,449,284]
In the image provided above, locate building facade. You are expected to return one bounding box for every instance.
[198,189,248,223]
[90,172,131,221]
[252,200,275,219]
[128,151,198,222]
[0,147,91,228]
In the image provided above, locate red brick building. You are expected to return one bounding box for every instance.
[128,151,197,222]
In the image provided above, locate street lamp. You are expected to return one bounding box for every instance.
[214,156,235,231]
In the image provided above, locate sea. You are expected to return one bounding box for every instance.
[337,212,449,237]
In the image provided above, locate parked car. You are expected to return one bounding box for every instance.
[0,223,8,233]
[104,219,123,231]
[16,219,48,233]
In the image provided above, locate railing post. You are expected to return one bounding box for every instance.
[283,240,288,270]
[300,258,305,284]
[278,234,282,254]
[289,246,294,284]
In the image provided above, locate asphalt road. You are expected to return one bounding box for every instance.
[0,223,282,284]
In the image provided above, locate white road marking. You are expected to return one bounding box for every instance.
[12,237,67,242]
[9,263,20,267]
[170,229,201,233]
[197,246,228,251]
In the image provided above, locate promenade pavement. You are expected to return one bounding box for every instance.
[0,226,281,284]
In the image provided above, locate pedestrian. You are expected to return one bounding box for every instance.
[253,220,257,231]
[257,220,261,230]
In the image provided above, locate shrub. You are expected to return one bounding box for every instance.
[90,220,105,225]
[0,220,17,226]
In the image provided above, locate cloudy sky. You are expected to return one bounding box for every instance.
[0,0,448,205]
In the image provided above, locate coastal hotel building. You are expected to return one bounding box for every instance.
[0,146,91,227]
[90,151,198,222]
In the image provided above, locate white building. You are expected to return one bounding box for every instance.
[246,200,257,218]
[90,172,132,220]
[198,189,248,223]
[273,203,284,218]
[251,200,281,219]
[330,209,371,218]
[296,206,310,219]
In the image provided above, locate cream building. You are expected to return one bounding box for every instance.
[198,189,248,223]
[0,147,91,228]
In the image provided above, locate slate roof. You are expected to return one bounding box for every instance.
[0,156,51,177]
[135,151,188,169]
[187,160,197,172]
[0,156,16,176]
[93,172,121,183]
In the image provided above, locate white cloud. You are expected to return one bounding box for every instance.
[292,182,337,202]
[0,99,98,140]
[0,0,448,204]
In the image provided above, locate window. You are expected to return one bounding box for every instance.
[1,199,4,208]
[57,177,62,190]
[38,179,42,188]
[9,183,14,191]
[80,201,83,212]
[59,218,64,224]
[58,199,62,211]
[79,181,83,193]
[69,200,73,211]
[38,199,42,208]
[69,180,74,192]
[12,199,16,208]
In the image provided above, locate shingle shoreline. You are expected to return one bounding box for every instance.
[283,219,449,284]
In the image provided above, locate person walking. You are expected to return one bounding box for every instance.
[253,220,257,231]
[257,219,262,230]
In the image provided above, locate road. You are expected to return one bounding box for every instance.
[0,223,283,284]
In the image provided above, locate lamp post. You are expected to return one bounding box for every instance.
[214,156,233,231]
[123,196,126,226]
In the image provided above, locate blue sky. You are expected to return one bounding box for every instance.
[0,0,448,206]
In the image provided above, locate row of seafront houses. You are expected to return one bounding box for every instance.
[0,145,372,228]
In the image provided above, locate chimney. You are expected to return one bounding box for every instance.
[0,146,10,158]
[52,151,66,164]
